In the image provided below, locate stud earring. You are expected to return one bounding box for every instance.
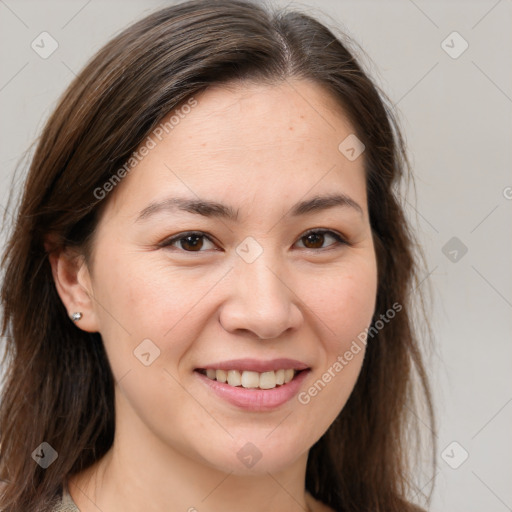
[70,312,83,322]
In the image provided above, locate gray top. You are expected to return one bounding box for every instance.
[51,485,80,512]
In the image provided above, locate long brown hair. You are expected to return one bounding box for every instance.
[0,1,435,510]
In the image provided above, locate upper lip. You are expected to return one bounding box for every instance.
[195,358,310,373]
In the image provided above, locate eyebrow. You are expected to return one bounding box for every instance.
[135,193,363,223]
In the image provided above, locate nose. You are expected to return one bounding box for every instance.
[219,257,303,340]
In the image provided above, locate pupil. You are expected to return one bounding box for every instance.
[305,233,324,248]
[182,235,203,251]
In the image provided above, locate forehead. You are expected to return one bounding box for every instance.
[106,79,365,217]
[181,79,353,147]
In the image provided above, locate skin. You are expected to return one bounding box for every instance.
[51,79,378,512]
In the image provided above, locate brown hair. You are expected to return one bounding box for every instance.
[0,1,435,510]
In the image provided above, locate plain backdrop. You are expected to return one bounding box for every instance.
[0,1,511,510]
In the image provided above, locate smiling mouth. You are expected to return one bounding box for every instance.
[195,368,307,390]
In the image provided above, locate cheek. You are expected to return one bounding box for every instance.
[304,256,378,348]
[91,249,227,375]
[293,256,377,418]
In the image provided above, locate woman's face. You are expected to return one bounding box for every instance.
[81,79,377,474]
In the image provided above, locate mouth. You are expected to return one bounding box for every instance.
[195,367,307,390]
[193,358,311,411]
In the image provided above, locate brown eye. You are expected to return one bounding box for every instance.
[302,232,325,249]
[160,232,216,252]
[179,234,205,251]
[296,230,347,250]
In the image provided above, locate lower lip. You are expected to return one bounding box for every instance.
[195,370,310,412]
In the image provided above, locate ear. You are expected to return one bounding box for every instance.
[46,244,100,333]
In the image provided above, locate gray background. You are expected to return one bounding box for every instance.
[1,0,511,510]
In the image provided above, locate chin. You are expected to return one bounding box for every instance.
[195,433,309,475]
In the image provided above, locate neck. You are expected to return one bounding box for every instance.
[68,389,312,512]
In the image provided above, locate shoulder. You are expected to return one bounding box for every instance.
[305,491,336,512]
[51,485,80,512]
[0,480,79,512]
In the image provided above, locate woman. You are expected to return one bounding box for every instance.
[0,0,435,510]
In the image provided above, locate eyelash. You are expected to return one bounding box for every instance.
[158,229,350,253]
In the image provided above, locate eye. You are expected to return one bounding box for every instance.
[160,229,348,253]
[295,229,348,250]
[159,231,217,252]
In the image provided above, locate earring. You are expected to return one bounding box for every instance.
[70,312,83,322]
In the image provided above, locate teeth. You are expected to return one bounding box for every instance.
[202,368,299,389]
[215,369,227,383]
[259,371,276,389]
[241,371,259,388]
[227,370,242,387]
